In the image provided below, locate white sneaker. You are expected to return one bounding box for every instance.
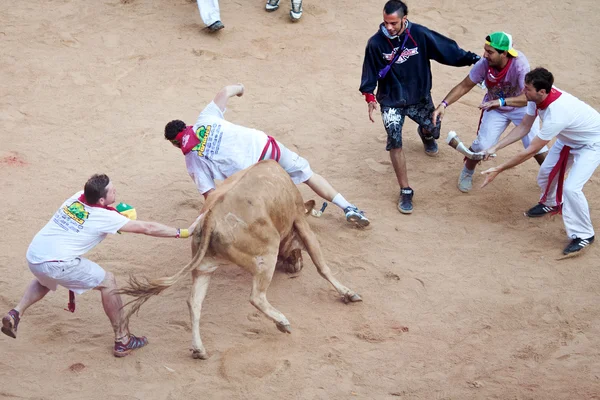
[266,0,280,11]
[458,168,473,193]
[290,0,302,21]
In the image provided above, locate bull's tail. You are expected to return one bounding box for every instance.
[118,212,215,321]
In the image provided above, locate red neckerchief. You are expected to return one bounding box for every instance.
[485,58,513,88]
[174,126,201,155]
[77,194,119,212]
[537,88,562,110]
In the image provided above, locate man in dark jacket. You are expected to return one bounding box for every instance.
[360,0,480,214]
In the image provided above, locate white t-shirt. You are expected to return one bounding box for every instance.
[527,89,600,147]
[185,102,269,194]
[26,191,130,263]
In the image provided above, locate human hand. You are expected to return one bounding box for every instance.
[432,104,445,126]
[368,102,378,123]
[480,167,501,188]
[479,100,500,111]
[482,146,498,161]
[188,213,204,235]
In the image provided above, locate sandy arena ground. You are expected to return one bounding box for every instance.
[1,0,600,399]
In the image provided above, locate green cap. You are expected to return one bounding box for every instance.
[116,202,134,212]
[486,32,518,57]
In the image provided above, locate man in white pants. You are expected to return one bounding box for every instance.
[196,0,223,32]
[433,32,548,192]
[1,174,202,356]
[164,83,370,228]
[481,67,600,257]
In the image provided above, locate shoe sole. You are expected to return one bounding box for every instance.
[557,245,592,260]
[524,212,551,218]
[424,150,439,157]
[1,316,16,339]
[265,5,279,11]
[458,184,471,193]
[290,11,302,21]
[398,207,413,214]
[347,215,370,227]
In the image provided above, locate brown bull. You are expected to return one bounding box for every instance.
[119,160,362,359]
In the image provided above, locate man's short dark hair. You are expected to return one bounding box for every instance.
[164,120,186,141]
[525,67,554,93]
[84,174,110,204]
[384,0,408,17]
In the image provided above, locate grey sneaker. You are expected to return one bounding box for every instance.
[266,0,280,11]
[344,206,370,227]
[458,168,474,193]
[290,0,302,21]
[398,188,413,214]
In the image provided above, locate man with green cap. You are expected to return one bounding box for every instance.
[432,32,549,193]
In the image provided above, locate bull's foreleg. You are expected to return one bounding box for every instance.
[187,269,212,360]
[249,254,292,334]
[294,219,362,303]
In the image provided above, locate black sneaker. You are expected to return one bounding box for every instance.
[563,236,595,257]
[524,203,558,218]
[398,187,413,214]
[207,21,224,32]
[417,126,438,157]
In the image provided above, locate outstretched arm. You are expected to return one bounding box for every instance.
[480,136,549,188]
[483,113,536,158]
[432,74,477,125]
[119,215,202,238]
[213,84,245,112]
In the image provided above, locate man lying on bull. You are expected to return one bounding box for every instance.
[1,174,201,357]
[164,83,370,228]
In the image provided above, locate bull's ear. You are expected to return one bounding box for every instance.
[304,200,316,215]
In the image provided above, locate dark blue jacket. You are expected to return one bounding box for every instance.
[360,22,480,107]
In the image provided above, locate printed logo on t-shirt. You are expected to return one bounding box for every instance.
[192,125,223,159]
[53,201,89,232]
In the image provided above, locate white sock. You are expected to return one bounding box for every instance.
[332,193,352,210]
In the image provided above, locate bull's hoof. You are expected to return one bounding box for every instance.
[191,349,209,360]
[343,292,363,303]
[276,322,292,334]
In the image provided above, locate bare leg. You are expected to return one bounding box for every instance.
[304,173,338,201]
[14,279,51,315]
[188,269,212,359]
[95,272,127,340]
[390,148,409,188]
[294,219,362,303]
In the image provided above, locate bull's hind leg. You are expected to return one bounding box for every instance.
[248,253,293,333]
[294,219,362,303]
[187,269,212,360]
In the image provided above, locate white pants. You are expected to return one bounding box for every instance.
[471,108,548,155]
[538,139,600,239]
[197,0,221,26]
[28,258,106,294]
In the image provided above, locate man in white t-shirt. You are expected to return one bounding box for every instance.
[481,67,600,257]
[1,174,201,356]
[432,32,548,193]
[164,83,370,228]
